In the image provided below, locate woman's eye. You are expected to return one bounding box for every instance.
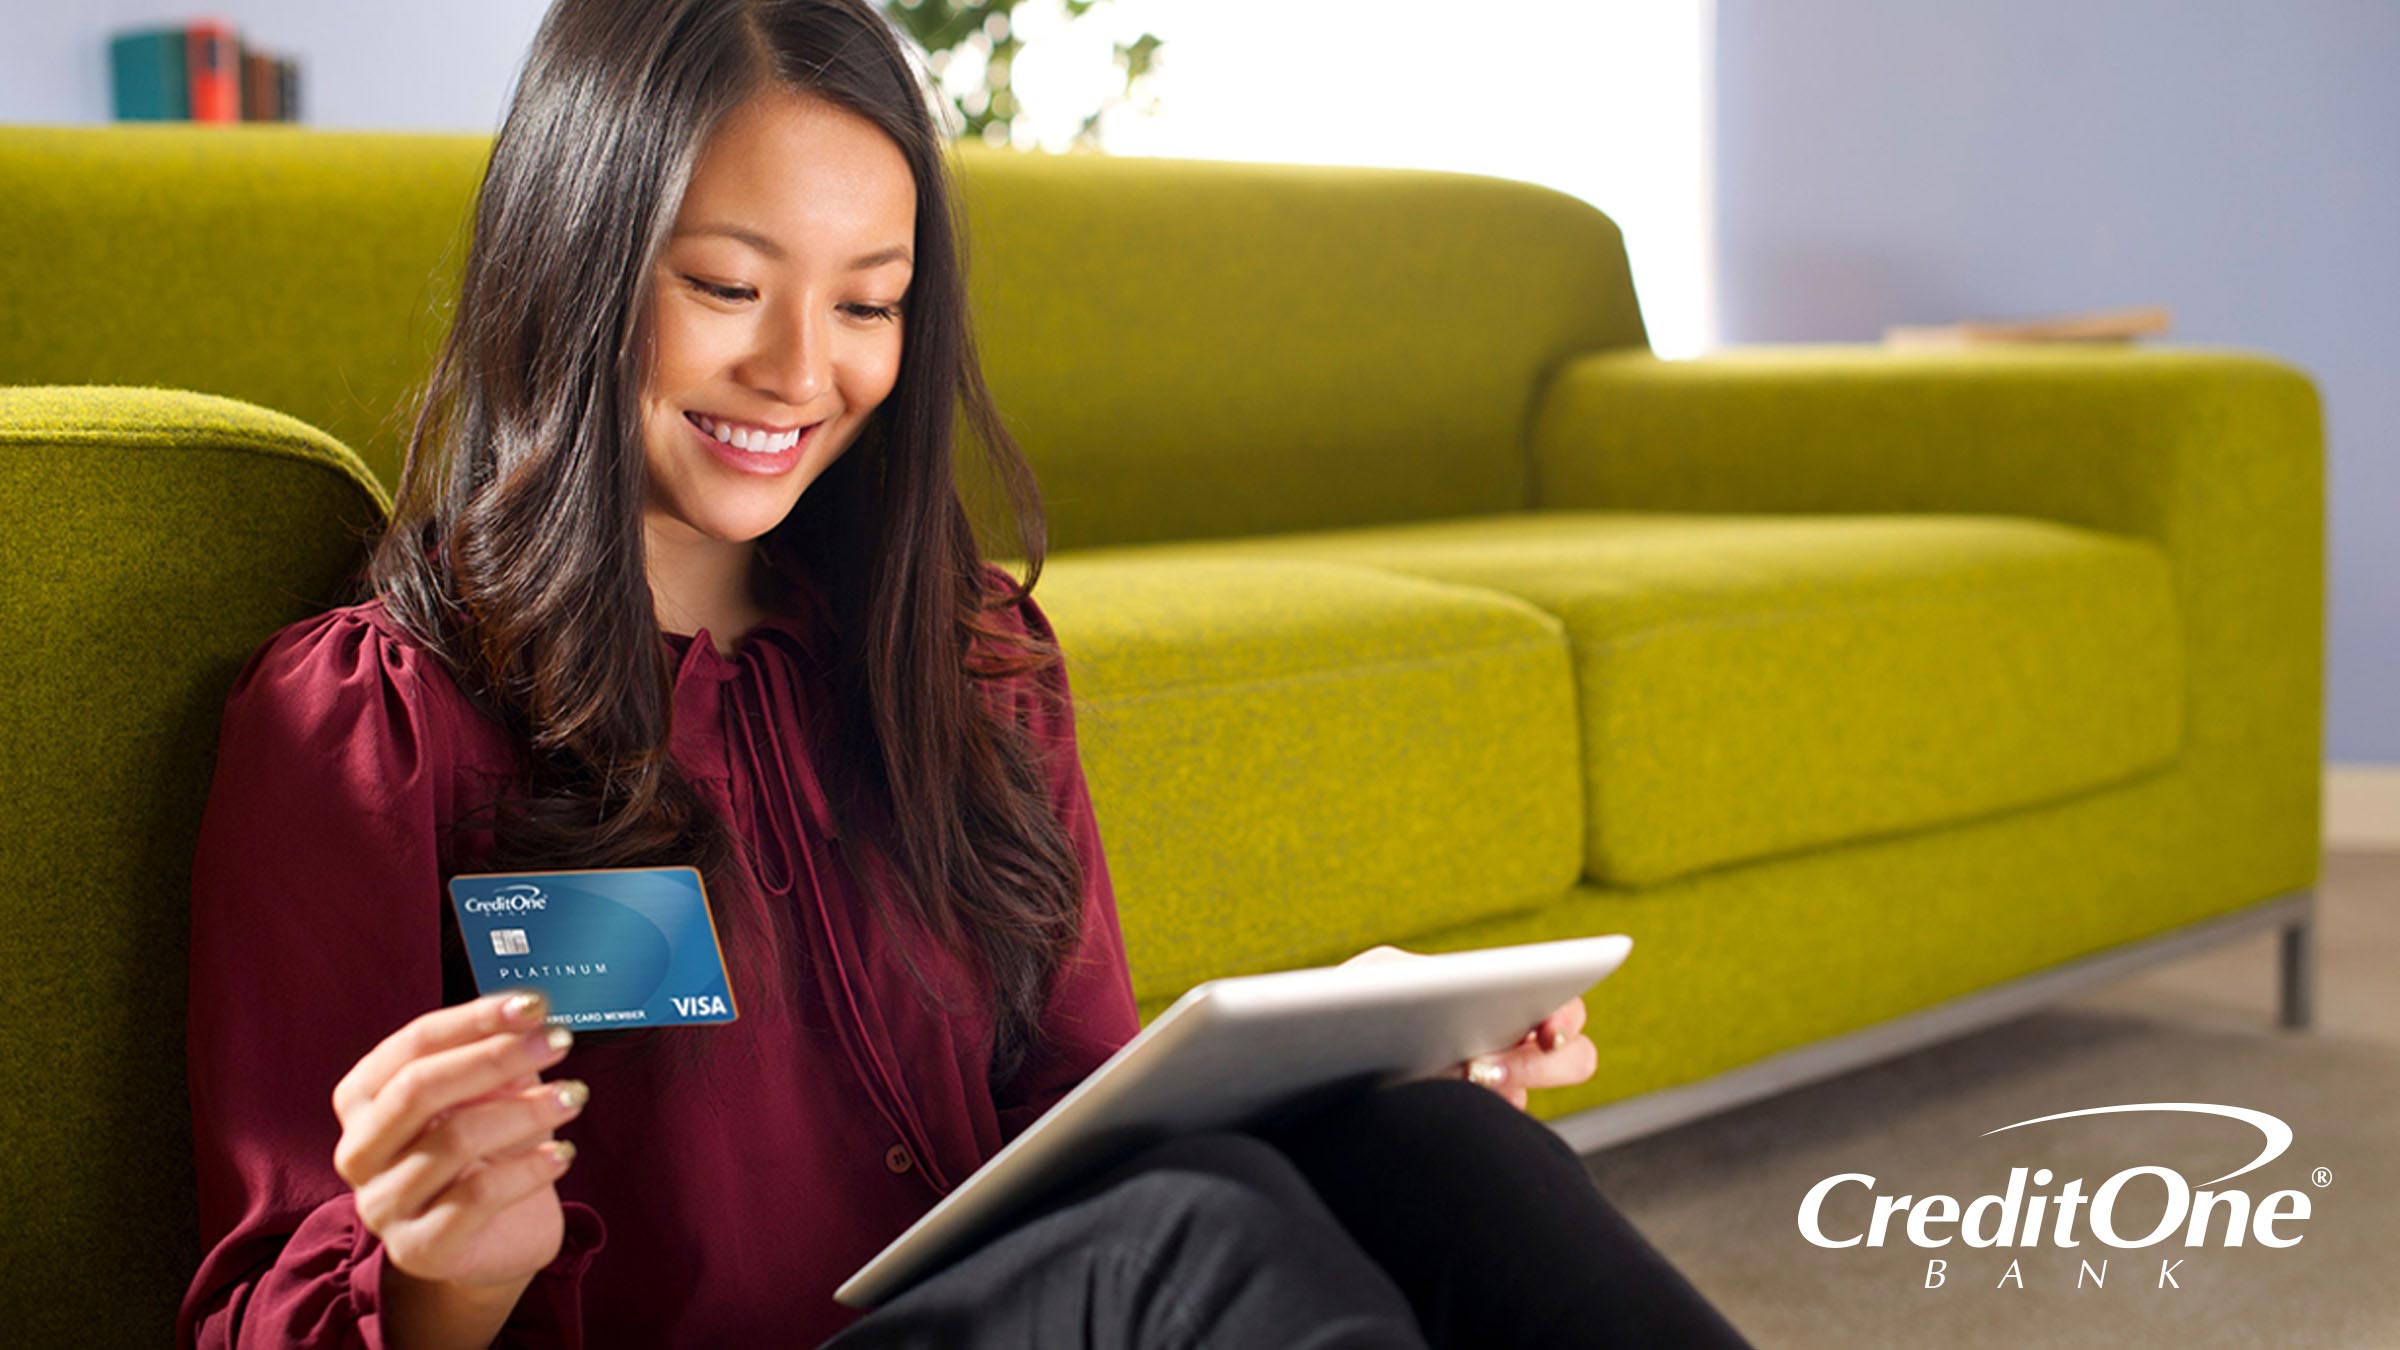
[682,278,893,322]
[684,276,754,303]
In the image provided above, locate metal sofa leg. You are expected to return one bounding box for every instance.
[1543,889,2319,1155]
[2278,907,2315,1031]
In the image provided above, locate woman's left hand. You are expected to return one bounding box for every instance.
[1339,944,1597,1111]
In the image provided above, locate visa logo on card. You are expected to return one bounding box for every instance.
[447,866,739,1028]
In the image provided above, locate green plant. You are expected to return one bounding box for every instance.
[883,0,1160,148]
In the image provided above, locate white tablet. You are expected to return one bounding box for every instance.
[835,932,1634,1309]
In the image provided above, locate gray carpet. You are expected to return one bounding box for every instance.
[1582,850,2400,1348]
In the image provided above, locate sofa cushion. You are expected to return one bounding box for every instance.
[1013,557,1583,998]
[1081,511,2184,888]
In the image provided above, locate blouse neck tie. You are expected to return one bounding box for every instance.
[662,612,961,1196]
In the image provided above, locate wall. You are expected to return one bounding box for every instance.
[1715,0,2399,766]
[0,1,548,131]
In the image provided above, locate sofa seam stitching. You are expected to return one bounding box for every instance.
[1562,567,2180,657]
[1079,634,1568,709]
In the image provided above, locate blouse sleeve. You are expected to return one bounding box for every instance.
[985,573,1144,1146]
[177,609,605,1350]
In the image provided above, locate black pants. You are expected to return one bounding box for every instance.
[822,1078,1754,1349]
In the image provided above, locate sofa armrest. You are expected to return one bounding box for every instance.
[0,385,390,1338]
[1530,343,2326,886]
[1530,344,2321,549]
[0,384,390,513]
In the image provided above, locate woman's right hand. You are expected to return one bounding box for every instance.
[332,990,590,1293]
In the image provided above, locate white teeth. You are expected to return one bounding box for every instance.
[697,416,801,454]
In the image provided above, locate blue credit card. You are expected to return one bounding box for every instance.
[446,866,738,1028]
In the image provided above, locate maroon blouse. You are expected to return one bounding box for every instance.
[176,565,1142,1347]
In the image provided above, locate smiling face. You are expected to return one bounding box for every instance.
[638,88,916,567]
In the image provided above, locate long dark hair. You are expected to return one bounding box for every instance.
[364,0,1079,1089]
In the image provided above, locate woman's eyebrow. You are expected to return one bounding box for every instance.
[673,223,911,272]
[846,245,913,271]
[678,222,786,260]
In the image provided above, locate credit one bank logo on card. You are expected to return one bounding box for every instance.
[1796,1104,2326,1290]
[464,884,549,915]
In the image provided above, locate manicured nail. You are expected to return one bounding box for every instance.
[504,991,548,1023]
[546,1025,574,1053]
[552,1079,590,1113]
[547,1140,577,1170]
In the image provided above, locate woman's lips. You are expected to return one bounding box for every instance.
[684,410,815,476]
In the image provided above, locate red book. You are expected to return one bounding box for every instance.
[186,21,241,123]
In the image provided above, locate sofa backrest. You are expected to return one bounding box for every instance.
[952,149,1648,548]
[1,126,484,490]
[0,124,1647,550]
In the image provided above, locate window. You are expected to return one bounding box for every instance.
[998,0,1717,357]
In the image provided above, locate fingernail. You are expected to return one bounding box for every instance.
[527,1025,573,1055]
[546,1025,574,1053]
[1468,1056,1505,1090]
[547,1139,577,1170]
[504,991,548,1023]
[552,1079,590,1113]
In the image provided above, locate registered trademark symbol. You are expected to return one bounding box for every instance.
[2312,1167,2332,1188]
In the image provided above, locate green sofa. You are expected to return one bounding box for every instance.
[0,124,2323,1343]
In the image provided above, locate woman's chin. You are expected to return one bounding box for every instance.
[664,501,792,546]
[716,512,796,545]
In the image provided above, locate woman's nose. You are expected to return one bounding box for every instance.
[744,304,833,408]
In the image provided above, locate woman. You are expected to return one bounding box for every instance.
[177,1,1752,1346]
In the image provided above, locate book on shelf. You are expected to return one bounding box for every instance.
[107,29,188,120]
[1882,305,2172,349]
[238,42,302,121]
[241,47,278,121]
[109,22,303,123]
[186,20,240,122]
